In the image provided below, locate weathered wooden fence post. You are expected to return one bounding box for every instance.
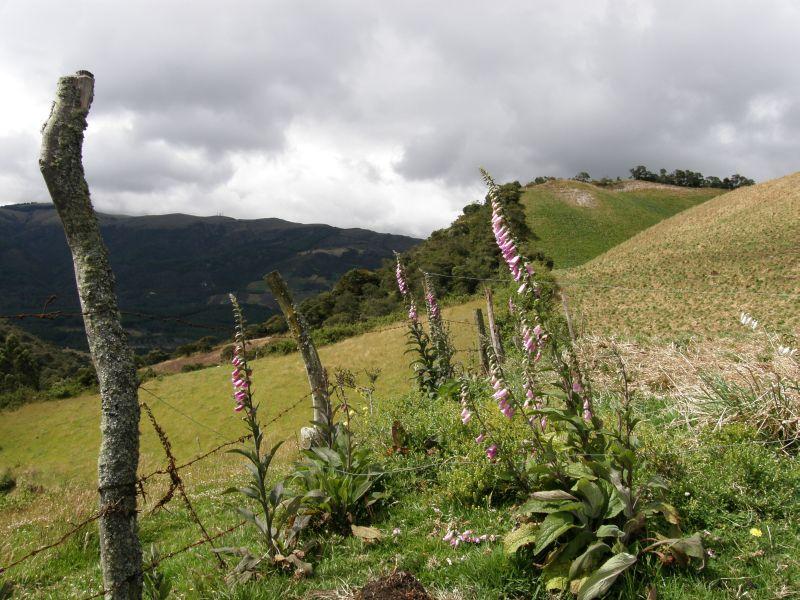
[39,71,142,599]
[264,270,332,447]
[484,287,505,362]
[473,308,490,374]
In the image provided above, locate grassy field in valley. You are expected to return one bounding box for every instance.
[0,301,483,485]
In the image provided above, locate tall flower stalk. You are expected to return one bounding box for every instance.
[395,254,453,396]
[423,273,454,380]
[482,168,593,421]
[227,294,286,557]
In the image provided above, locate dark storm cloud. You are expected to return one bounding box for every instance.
[0,1,798,235]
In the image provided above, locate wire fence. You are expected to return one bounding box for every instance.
[0,384,314,584]
[1,267,796,592]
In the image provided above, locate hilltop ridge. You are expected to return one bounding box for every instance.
[0,203,419,350]
[521,179,724,268]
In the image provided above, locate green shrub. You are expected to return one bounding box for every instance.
[291,421,385,533]
[0,469,16,495]
[264,340,298,356]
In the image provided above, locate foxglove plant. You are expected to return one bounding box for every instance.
[221,294,305,570]
[476,172,703,596]
[423,272,455,380]
[395,253,453,396]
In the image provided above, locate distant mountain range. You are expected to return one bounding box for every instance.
[0,203,419,350]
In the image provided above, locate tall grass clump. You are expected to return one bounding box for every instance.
[678,313,799,451]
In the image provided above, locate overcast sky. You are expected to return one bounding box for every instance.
[1,1,798,236]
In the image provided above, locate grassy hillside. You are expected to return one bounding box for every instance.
[561,173,800,338]
[2,177,799,597]
[522,180,724,268]
[0,301,482,484]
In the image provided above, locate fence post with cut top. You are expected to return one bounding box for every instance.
[39,70,142,599]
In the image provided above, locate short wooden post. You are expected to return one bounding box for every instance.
[473,309,490,374]
[264,270,331,446]
[484,287,505,362]
[40,71,142,598]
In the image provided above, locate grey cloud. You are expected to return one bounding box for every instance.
[0,1,799,235]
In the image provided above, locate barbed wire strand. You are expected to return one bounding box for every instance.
[79,520,247,600]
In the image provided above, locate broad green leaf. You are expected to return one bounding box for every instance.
[609,471,633,518]
[565,462,598,481]
[669,534,705,568]
[570,542,611,579]
[352,478,374,503]
[576,479,606,519]
[237,485,261,500]
[561,530,595,561]
[596,524,624,538]
[535,512,576,555]
[542,552,571,591]
[311,446,343,467]
[644,501,681,525]
[623,512,646,537]
[531,490,579,501]
[577,552,637,600]
[503,522,539,555]
[518,498,585,516]
[226,448,259,463]
[604,490,626,520]
[303,489,326,501]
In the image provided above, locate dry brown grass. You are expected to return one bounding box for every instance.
[562,172,800,339]
[576,331,800,447]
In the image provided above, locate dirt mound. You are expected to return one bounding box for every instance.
[355,571,431,600]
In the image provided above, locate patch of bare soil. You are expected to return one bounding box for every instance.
[149,336,275,374]
[555,186,598,207]
[614,180,693,193]
[354,571,432,600]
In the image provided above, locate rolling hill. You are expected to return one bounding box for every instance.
[0,203,419,350]
[521,179,725,268]
[560,173,800,338]
[2,175,795,478]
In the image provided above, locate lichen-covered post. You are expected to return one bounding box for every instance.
[484,287,505,362]
[473,308,490,374]
[39,71,142,599]
[264,270,332,447]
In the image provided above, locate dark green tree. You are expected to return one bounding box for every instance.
[0,333,39,392]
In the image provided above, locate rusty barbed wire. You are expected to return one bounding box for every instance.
[140,402,226,569]
[0,387,311,576]
[0,503,114,575]
[79,520,247,600]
